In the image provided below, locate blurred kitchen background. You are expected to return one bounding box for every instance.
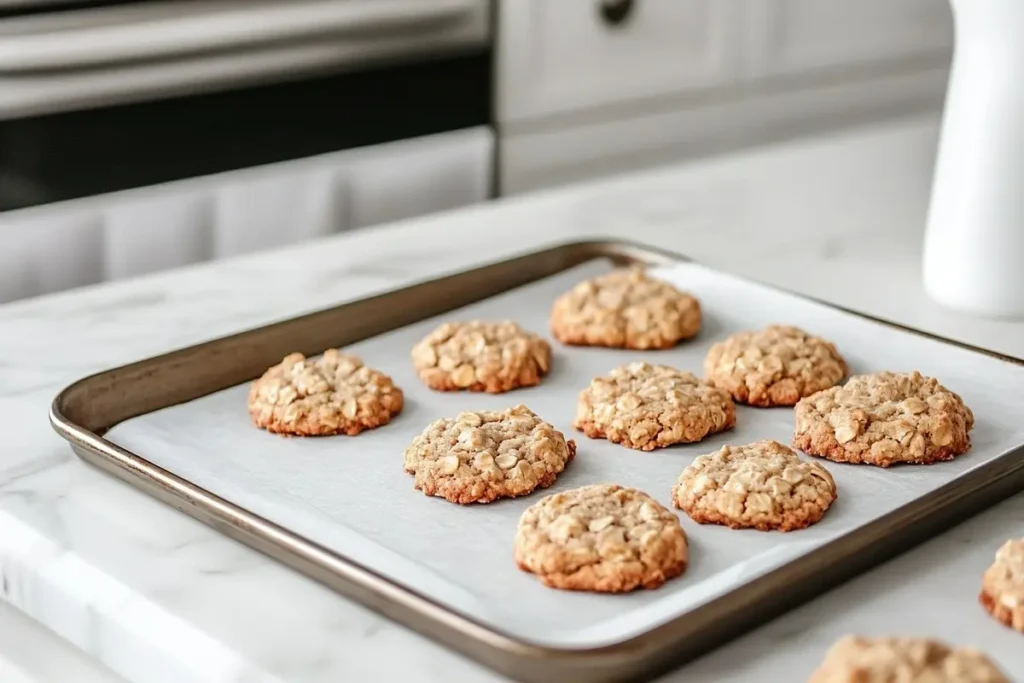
[0,0,953,304]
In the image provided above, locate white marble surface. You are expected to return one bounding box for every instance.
[0,602,123,683]
[1,112,1022,683]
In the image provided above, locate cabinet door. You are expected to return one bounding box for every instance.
[347,128,493,229]
[498,0,743,123]
[0,127,493,303]
[746,0,953,78]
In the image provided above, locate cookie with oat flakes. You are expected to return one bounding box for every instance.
[514,483,687,593]
[550,267,701,350]
[248,349,403,436]
[808,636,1009,683]
[793,371,974,467]
[574,362,735,451]
[704,325,847,407]
[403,405,575,505]
[672,440,836,531]
[411,320,551,394]
[980,538,1024,634]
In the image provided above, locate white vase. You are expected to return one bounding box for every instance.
[923,0,1024,318]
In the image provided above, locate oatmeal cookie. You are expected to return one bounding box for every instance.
[704,325,847,407]
[808,636,1009,683]
[672,440,836,531]
[550,267,701,350]
[980,538,1024,633]
[403,405,575,504]
[411,321,551,393]
[248,350,403,436]
[514,483,687,592]
[574,362,735,451]
[793,371,974,467]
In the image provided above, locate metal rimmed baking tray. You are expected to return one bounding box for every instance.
[50,240,1024,683]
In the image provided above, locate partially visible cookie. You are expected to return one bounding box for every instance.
[704,325,847,407]
[411,321,551,394]
[672,440,836,531]
[248,350,403,436]
[793,371,974,467]
[550,267,701,350]
[574,362,735,451]
[808,636,1009,683]
[514,483,687,592]
[403,405,575,504]
[980,538,1024,633]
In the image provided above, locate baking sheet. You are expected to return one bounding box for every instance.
[104,259,1024,649]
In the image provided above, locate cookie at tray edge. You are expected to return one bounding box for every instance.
[410,320,551,393]
[549,267,701,350]
[403,404,575,505]
[672,440,836,532]
[793,370,974,467]
[703,324,847,407]
[979,538,1024,633]
[248,349,403,436]
[807,635,1010,683]
[514,483,688,593]
[574,362,735,451]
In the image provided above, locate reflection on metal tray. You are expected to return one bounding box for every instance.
[50,241,1024,683]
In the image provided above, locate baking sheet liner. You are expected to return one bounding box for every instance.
[104,260,1024,649]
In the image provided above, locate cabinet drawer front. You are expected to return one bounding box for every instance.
[0,127,493,303]
[749,0,953,77]
[498,0,742,123]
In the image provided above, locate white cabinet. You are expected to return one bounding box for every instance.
[498,0,743,123]
[745,0,953,78]
[0,127,493,303]
[496,0,953,194]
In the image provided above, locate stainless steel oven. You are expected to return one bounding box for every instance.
[0,0,494,303]
[0,0,493,210]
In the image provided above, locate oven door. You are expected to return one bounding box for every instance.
[0,0,489,119]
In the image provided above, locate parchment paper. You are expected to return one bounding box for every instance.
[105,260,1024,649]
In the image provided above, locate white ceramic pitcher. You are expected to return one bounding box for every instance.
[923,0,1024,318]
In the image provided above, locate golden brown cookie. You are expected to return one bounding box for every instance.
[704,325,847,407]
[574,362,735,451]
[550,267,701,350]
[807,636,1009,683]
[514,483,687,593]
[410,321,551,393]
[672,440,836,531]
[248,350,403,436]
[793,371,974,467]
[403,405,575,505]
[980,538,1024,633]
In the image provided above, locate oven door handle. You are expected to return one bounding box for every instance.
[0,0,478,73]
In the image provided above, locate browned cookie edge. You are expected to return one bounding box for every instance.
[247,385,404,437]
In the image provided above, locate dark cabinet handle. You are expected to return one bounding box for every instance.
[598,0,635,28]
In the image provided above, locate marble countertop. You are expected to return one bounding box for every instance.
[1,112,1022,683]
[0,603,124,683]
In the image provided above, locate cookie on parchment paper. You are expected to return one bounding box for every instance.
[574,362,735,451]
[411,321,551,394]
[793,371,974,467]
[514,483,687,593]
[248,350,403,436]
[704,325,847,407]
[980,538,1024,633]
[807,636,1010,683]
[403,405,575,505]
[672,440,836,532]
[550,267,701,350]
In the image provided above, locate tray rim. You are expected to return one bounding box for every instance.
[48,238,1024,683]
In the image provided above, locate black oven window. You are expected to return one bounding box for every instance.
[0,49,491,211]
[0,1,188,19]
